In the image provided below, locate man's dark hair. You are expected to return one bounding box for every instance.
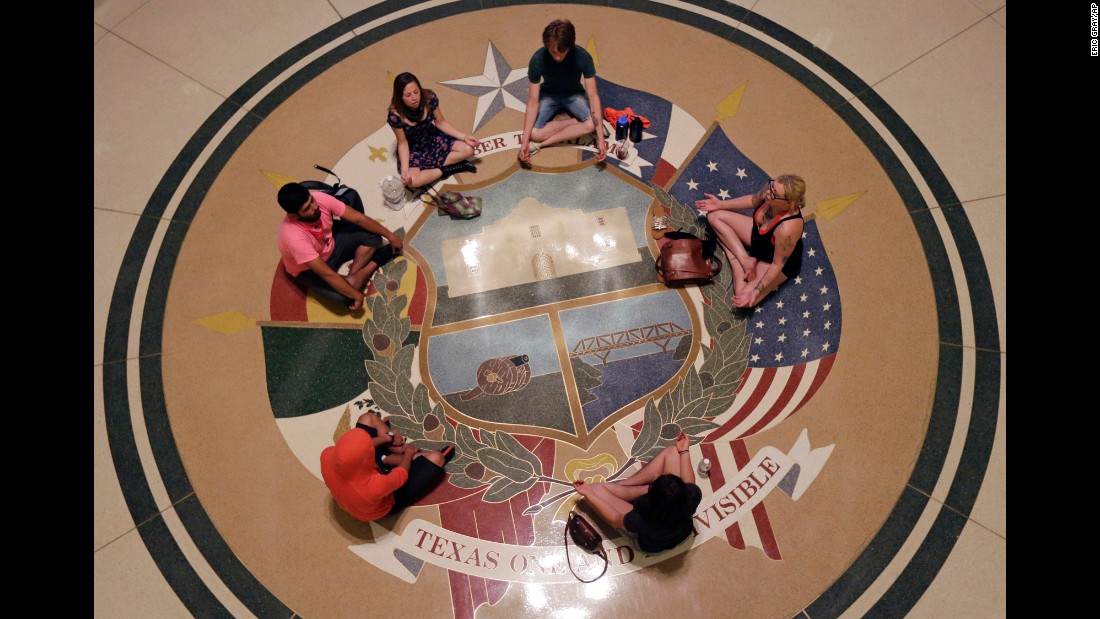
[277,182,310,214]
[542,19,576,52]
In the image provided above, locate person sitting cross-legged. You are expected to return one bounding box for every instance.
[275,181,402,311]
[388,71,480,189]
[320,413,456,523]
[572,431,701,553]
[695,174,806,308]
[517,18,608,164]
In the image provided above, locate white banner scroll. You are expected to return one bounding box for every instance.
[349,429,834,584]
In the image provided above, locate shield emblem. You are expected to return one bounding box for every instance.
[413,167,699,448]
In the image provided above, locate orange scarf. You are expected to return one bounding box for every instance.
[604,106,651,128]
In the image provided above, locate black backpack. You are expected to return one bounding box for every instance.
[299,164,365,215]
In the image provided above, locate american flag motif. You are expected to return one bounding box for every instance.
[665,128,842,441]
[636,119,842,560]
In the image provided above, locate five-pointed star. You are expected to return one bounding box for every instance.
[751,354,760,362]
[794,276,803,284]
[440,42,529,131]
[777,334,787,342]
[822,342,831,352]
[807,248,816,257]
[706,161,718,172]
[755,321,765,329]
[775,300,785,309]
[802,328,811,336]
[800,294,808,302]
[754,337,763,345]
[802,310,810,318]
[815,267,824,276]
[736,168,748,179]
[778,317,787,325]
[823,302,832,311]
[717,189,730,199]
[687,179,698,190]
[616,147,656,177]
[801,348,810,358]
[820,285,829,294]
[824,321,832,329]
[774,352,784,362]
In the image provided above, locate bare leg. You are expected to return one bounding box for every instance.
[616,445,682,486]
[355,411,386,431]
[347,245,377,276]
[406,166,442,188]
[406,140,476,187]
[598,482,648,502]
[531,117,596,148]
[574,480,632,529]
[413,451,446,467]
[443,140,474,165]
[740,261,787,302]
[345,245,382,291]
[706,210,756,280]
[731,265,755,298]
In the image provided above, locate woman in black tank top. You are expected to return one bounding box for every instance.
[694,175,806,308]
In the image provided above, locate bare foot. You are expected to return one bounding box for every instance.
[573,479,592,497]
[739,257,757,281]
[346,264,379,291]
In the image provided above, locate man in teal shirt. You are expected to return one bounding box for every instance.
[518,19,608,164]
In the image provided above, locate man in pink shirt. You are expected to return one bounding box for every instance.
[277,182,403,310]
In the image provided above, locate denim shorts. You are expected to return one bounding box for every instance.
[535,92,591,128]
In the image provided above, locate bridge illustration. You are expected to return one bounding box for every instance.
[570,322,692,366]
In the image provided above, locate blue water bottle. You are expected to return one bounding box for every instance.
[615,114,629,140]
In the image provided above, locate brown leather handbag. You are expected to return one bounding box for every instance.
[565,510,609,582]
[655,233,722,286]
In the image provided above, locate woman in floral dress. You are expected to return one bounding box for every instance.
[388,72,480,188]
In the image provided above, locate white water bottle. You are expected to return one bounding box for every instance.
[697,458,711,477]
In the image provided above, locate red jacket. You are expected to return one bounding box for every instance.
[320,428,408,521]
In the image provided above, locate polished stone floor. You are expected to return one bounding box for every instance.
[94,1,1005,617]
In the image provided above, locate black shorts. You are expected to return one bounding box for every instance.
[354,423,446,514]
[291,228,383,303]
[389,457,446,514]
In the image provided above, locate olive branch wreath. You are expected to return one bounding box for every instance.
[344,186,750,514]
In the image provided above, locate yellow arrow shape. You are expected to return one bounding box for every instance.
[585,37,599,70]
[261,169,300,190]
[813,190,866,221]
[333,405,353,444]
[715,82,747,122]
[192,310,256,335]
